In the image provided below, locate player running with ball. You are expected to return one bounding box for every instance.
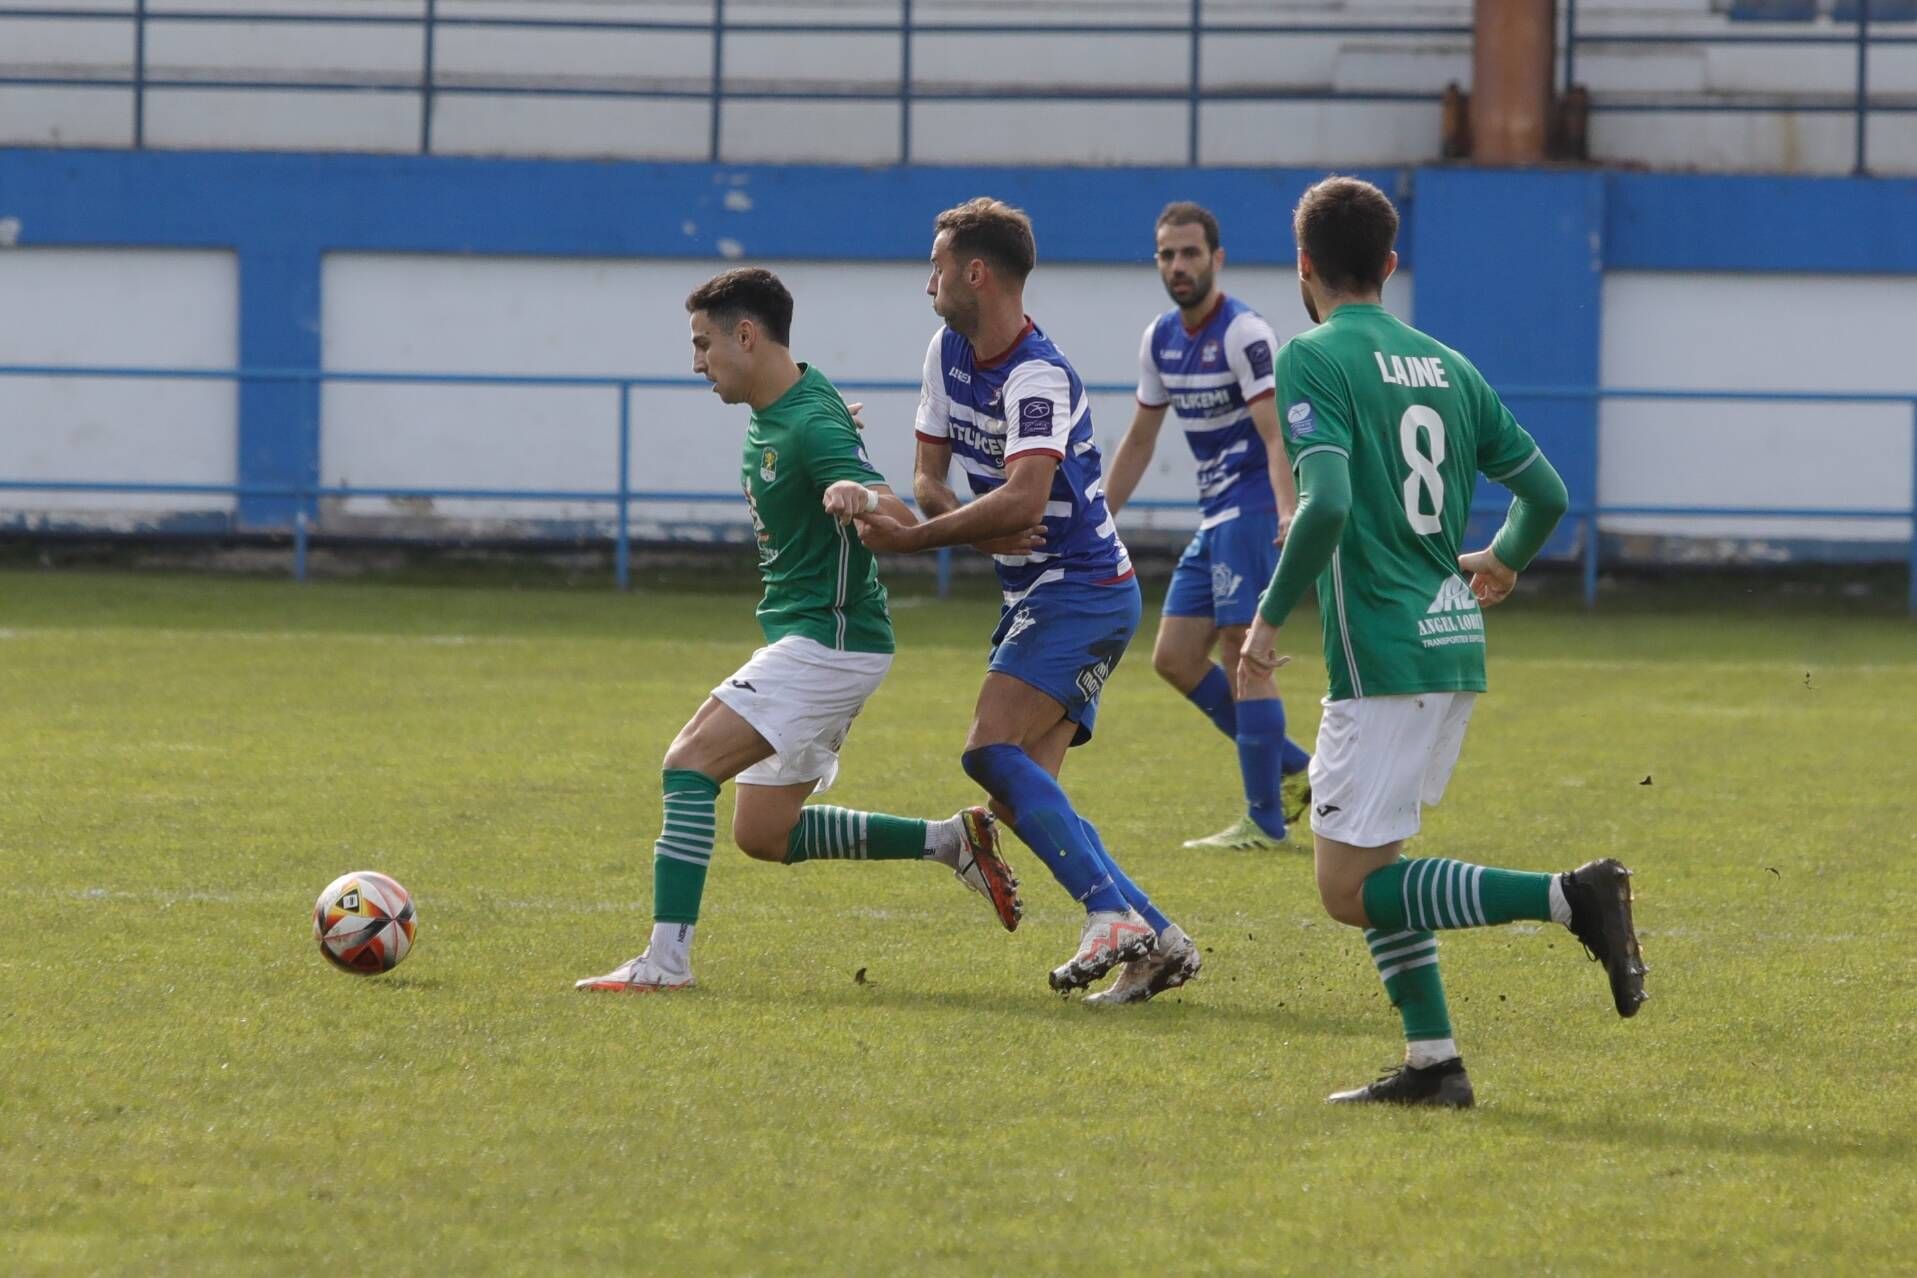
[1239,177,1648,1104]
[853,198,1199,1004]
[577,267,1022,994]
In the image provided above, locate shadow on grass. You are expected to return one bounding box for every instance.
[1475,1104,1908,1166]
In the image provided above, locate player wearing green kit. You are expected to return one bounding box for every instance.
[577,267,1023,994]
[1238,177,1647,1104]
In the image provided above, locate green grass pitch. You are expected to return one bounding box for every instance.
[2,568,1913,1274]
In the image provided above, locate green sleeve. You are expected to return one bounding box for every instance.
[1276,339,1353,466]
[807,411,889,492]
[1257,449,1351,627]
[1487,449,1570,572]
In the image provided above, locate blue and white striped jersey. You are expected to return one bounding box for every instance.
[915,319,1134,603]
[1136,294,1281,528]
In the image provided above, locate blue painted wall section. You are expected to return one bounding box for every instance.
[1410,168,1605,559]
[1,149,1913,541]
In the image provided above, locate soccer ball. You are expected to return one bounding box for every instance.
[313,870,417,975]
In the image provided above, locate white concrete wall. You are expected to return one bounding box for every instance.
[0,248,238,520]
[2,0,1911,173]
[1599,271,1917,543]
[317,251,1411,534]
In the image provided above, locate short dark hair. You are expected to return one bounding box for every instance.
[1293,176,1399,294]
[933,197,1037,282]
[1156,201,1220,253]
[685,267,793,346]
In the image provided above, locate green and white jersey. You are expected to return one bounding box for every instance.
[1277,304,1541,700]
[742,364,894,654]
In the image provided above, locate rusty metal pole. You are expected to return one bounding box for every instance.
[1472,0,1554,164]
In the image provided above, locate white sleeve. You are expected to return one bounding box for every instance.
[1136,320,1170,407]
[1224,311,1279,404]
[1002,359,1074,462]
[913,330,951,441]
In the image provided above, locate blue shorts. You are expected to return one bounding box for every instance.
[1163,508,1280,629]
[987,577,1141,747]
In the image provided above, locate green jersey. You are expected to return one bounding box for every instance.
[741,364,894,654]
[1275,304,1542,700]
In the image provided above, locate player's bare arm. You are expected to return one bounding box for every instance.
[1247,395,1298,541]
[1102,400,1167,517]
[912,437,963,518]
[856,453,1054,554]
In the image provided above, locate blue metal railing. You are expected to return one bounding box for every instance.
[1561,0,1916,174]
[2,364,1913,614]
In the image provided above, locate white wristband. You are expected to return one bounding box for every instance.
[862,487,880,514]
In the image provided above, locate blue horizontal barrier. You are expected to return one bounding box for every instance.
[1,363,1913,614]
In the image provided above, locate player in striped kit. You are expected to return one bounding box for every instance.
[853,198,1200,1002]
[1105,203,1314,851]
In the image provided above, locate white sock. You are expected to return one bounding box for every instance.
[922,815,964,869]
[1547,876,1573,926]
[1406,1037,1459,1069]
[648,921,694,972]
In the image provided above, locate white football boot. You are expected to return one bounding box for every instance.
[575,950,695,994]
[1084,923,1202,1006]
[1048,909,1157,993]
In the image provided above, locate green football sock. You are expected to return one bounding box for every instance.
[1365,927,1454,1042]
[784,806,929,862]
[1361,856,1554,931]
[653,768,720,925]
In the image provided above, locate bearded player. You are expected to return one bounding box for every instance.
[576,267,1022,994]
[1238,177,1647,1103]
[854,199,1200,1004]
[1104,201,1313,851]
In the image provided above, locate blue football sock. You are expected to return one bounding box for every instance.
[1237,696,1289,839]
[1281,737,1312,775]
[1079,818,1171,934]
[961,745,1126,913]
[1185,664,1238,740]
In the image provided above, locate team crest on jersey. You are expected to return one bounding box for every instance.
[1001,608,1037,645]
[1201,341,1221,364]
[759,447,778,483]
[1211,563,1243,602]
[1286,400,1316,439]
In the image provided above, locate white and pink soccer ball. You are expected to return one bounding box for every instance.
[313,870,417,975]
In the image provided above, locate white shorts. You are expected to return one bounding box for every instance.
[710,635,892,792]
[1307,691,1477,848]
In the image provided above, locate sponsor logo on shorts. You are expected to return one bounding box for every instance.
[1211,563,1243,602]
[1246,340,1273,380]
[1315,803,1341,818]
[1286,400,1316,439]
[1017,399,1054,440]
[1075,653,1116,701]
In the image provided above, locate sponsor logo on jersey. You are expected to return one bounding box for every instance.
[1158,348,1185,361]
[1246,339,1273,381]
[1017,399,1055,440]
[1172,387,1236,413]
[759,447,778,483]
[1211,563,1243,602]
[1418,576,1485,647]
[947,367,972,384]
[1001,607,1037,645]
[1286,400,1316,438]
[1201,341,1221,364]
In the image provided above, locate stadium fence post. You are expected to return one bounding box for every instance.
[293,507,309,583]
[936,547,952,599]
[1583,392,1600,609]
[1186,0,1202,166]
[1564,0,1577,96]
[132,0,147,148]
[900,0,913,163]
[1907,400,1916,617]
[616,382,632,591]
[420,0,439,155]
[1855,0,1871,175]
[709,0,726,163]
